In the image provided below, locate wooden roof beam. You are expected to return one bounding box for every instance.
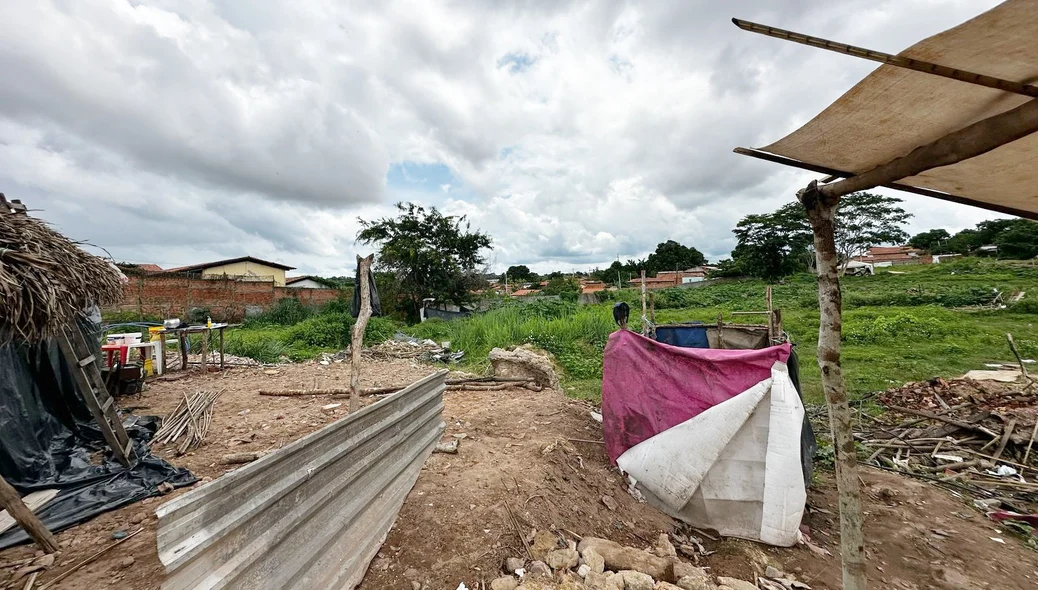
[732,18,1038,98]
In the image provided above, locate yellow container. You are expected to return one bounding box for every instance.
[148,327,163,341]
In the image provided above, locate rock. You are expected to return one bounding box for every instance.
[577,537,690,583]
[130,512,147,525]
[403,568,421,580]
[411,583,421,590]
[547,548,580,570]
[434,440,459,454]
[716,578,756,590]
[578,564,592,577]
[489,346,560,389]
[527,560,552,577]
[584,571,613,590]
[669,562,703,582]
[111,530,128,540]
[517,582,556,590]
[504,557,526,574]
[118,556,135,569]
[559,572,589,590]
[530,530,559,560]
[491,576,520,590]
[654,534,677,558]
[157,481,175,494]
[601,495,619,511]
[33,554,55,568]
[581,547,605,574]
[676,572,717,590]
[619,570,655,590]
[655,584,684,590]
[764,566,784,579]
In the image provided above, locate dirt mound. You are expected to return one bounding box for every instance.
[489,346,560,389]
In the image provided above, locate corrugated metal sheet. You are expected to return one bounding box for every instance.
[155,370,447,590]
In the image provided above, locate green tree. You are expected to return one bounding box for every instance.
[541,276,580,299]
[832,193,912,267]
[908,228,951,252]
[731,202,813,281]
[995,219,1038,259]
[730,192,911,280]
[503,264,536,283]
[357,202,492,321]
[645,240,706,274]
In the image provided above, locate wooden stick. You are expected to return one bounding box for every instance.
[219,452,263,465]
[887,406,998,438]
[262,386,403,397]
[351,255,374,413]
[0,475,58,553]
[1023,420,1038,465]
[921,460,982,473]
[38,527,144,590]
[1007,332,1030,380]
[23,571,38,590]
[992,419,1017,461]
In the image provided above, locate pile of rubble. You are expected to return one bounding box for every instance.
[365,333,464,363]
[857,375,1038,508]
[478,532,806,590]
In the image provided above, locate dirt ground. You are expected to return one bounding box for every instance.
[2,358,1037,589]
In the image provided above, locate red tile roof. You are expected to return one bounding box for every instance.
[510,289,541,297]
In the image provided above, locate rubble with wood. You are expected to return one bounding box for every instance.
[857,373,1038,510]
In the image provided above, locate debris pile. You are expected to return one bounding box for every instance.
[366,333,464,363]
[154,390,223,454]
[857,376,1038,508]
[489,346,560,390]
[481,532,803,590]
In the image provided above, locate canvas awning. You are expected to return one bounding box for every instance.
[745,0,1038,220]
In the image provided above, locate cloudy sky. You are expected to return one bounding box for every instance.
[1,0,1008,276]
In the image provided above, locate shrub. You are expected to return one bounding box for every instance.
[845,312,955,344]
[248,298,313,326]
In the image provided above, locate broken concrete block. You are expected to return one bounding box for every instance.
[581,547,605,574]
[715,578,756,590]
[577,537,691,583]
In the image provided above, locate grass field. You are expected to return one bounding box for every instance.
[143,258,1038,406]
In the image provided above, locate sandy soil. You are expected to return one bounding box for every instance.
[1,359,1037,590]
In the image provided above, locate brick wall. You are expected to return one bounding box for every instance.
[107,274,343,321]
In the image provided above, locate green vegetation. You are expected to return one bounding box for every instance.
[133,259,1037,407]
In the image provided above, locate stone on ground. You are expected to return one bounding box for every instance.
[546,548,580,570]
[654,534,677,558]
[619,570,655,590]
[581,547,605,574]
[531,530,560,560]
[584,571,613,590]
[491,576,519,590]
[716,577,757,590]
[578,537,690,582]
[504,557,526,574]
[527,560,552,577]
[675,571,717,590]
[489,346,560,389]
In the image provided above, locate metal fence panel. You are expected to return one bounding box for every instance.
[156,370,447,590]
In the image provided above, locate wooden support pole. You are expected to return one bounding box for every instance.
[350,254,374,413]
[0,475,59,553]
[640,270,648,337]
[816,98,1038,200]
[799,186,866,590]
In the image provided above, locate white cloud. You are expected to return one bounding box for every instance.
[0,0,1008,275]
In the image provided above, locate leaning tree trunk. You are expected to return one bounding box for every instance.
[350,255,374,413]
[801,187,867,590]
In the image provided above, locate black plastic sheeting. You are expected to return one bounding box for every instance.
[0,323,196,550]
[350,265,382,318]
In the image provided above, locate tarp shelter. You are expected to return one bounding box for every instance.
[602,330,812,546]
[739,0,1038,220]
[0,321,197,549]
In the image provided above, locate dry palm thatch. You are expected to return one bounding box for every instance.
[0,196,124,343]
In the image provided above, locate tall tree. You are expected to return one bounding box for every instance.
[995,219,1038,259]
[832,192,912,269]
[731,202,813,281]
[908,228,951,252]
[357,202,492,320]
[503,265,536,283]
[645,240,706,274]
[730,192,912,279]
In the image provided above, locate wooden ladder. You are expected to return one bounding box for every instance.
[57,325,136,468]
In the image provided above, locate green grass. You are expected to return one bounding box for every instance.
[133,259,1038,405]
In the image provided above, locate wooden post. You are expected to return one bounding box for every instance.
[0,475,59,553]
[350,255,374,413]
[640,270,648,336]
[219,327,225,370]
[800,185,866,590]
[179,332,187,372]
[766,286,775,341]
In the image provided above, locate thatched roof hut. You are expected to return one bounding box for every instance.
[0,195,123,343]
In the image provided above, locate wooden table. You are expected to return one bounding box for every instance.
[156,323,230,373]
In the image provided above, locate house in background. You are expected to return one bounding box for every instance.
[285,276,339,289]
[163,256,296,286]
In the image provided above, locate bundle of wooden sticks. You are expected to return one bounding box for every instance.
[154,390,223,455]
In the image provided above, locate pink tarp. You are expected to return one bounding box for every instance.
[602,330,791,464]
